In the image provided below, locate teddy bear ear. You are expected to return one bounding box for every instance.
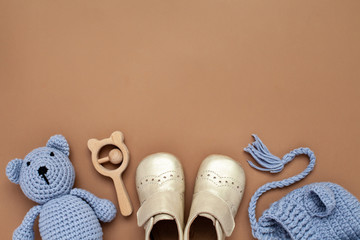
[6,158,23,184]
[46,135,70,156]
[111,131,124,141]
[87,138,98,152]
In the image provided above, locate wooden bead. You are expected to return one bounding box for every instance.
[109,149,123,164]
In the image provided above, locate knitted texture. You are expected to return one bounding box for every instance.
[256,182,360,240]
[245,135,360,240]
[6,135,117,240]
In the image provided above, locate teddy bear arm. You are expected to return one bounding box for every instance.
[70,188,117,222]
[13,205,42,240]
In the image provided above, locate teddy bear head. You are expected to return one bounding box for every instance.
[6,135,75,204]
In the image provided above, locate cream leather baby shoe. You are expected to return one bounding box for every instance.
[184,155,245,240]
[136,153,185,240]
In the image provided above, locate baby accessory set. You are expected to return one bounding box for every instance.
[6,132,360,240]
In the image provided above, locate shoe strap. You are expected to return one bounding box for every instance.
[137,190,184,229]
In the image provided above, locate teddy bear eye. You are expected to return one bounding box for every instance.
[50,152,55,157]
[26,162,30,166]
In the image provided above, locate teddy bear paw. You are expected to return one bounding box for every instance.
[95,199,117,222]
[13,227,34,240]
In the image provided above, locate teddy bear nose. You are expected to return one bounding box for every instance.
[38,166,48,175]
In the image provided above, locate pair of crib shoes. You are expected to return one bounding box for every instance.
[136,153,245,240]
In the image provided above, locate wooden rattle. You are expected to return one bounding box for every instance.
[87,131,133,216]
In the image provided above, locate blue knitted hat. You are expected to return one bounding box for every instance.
[245,135,360,240]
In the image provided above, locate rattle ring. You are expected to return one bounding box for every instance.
[88,131,133,216]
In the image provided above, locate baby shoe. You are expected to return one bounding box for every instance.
[184,155,246,240]
[136,153,185,240]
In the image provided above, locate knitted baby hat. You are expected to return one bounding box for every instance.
[245,135,360,240]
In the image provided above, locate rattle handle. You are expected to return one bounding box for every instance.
[113,176,133,216]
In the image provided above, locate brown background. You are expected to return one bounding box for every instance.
[1,0,360,239]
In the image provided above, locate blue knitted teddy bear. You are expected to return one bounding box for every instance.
[6,135,117,240]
